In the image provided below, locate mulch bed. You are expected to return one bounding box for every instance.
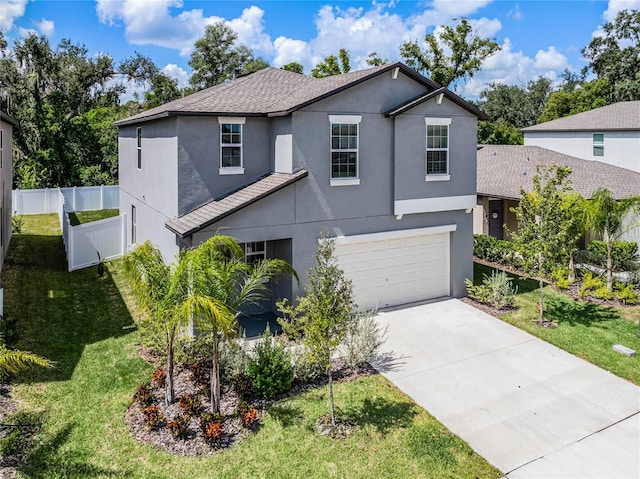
[0,383,21,479]
[126,355,377,456]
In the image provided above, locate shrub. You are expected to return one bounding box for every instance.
[585,240,639,271]
[246,326,293,399]
[200,414,224,447]
[219,336,251,380]
[133,383,154,407]
[550,268,571,290]
[151,368,166,387]
[341,309,387,368]
[289,345,324,383]
[190,361,209,389]
[614,284,639,305]
[141,405,164,430]
[176,333,214,366]
[167,415,190,439]
[592,286,614,300]
[11,215,23,234]
[473,234,523,268]
[229,371,253,400]
[465,270,517,309]
[237,403,259,429]
[178,393,202,417]
[579,271,606,297]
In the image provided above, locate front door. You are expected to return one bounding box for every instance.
[488,200,504,239]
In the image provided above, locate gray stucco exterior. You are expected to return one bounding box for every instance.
[117,64,483,310]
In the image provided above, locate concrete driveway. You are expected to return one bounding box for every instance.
[372,299,640,479]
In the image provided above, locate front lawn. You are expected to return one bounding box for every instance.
[68,208,119,226]
[473,262,640,385]
[0,214,501,478]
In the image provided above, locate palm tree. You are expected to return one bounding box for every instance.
[587,188,640,291]
[183,236,296,413]
[0,343,53,378]
[123,241,184,405]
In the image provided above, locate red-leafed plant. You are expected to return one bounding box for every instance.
[167,415,190,439]
[151,368,166,387]
[141,405,164,430]
[178,393,202,417]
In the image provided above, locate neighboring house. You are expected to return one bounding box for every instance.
[0,108,16,316]
[474,145,640,248]
[115,63,487,311]
[521,101,640,172]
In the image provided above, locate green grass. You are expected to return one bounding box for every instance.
[473,262,640,385]
[68,208,119,226]
[0,214,501,478]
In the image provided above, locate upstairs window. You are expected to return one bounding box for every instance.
[593,133,604,157]
[329,115,361,186]
[136,127,142,169]
[425,118,451,179]
[219,117,245,174]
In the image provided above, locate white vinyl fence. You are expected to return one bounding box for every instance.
[13,186,125,272]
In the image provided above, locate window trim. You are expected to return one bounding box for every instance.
[593,133,604,157]
[425,117,451,179]
[136,127,142,170]
[131,204,137,245]
[219,117,246,175]
[243,241,266,264]
[329,115,361,186]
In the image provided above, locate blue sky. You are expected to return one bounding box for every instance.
[3,0,640,98]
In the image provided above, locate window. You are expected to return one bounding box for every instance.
[425,118,451,179]
[219,117,245,174]
[329,115,361,186]
[243,241,265,265]
[131,205,137,245]
[593,133,604,156]
[136,127,142,169]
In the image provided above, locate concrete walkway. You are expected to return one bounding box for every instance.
[372,299,640,479]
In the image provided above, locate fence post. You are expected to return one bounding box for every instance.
[121,212,127,256]
[68,214,73,272]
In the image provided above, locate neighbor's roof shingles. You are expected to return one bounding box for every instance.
[165,170,308,238]
[477,145,640,200]
[521,101,640,132]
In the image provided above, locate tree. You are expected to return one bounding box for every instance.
[509,165,577,324]
[365,52,388,66]
[143,72,181,110]
[189,22,254,90]
[400,17,501,87]
[242,57,270,75]
[586,188,640,291]
[182,236,296,413]
[479,77,553,129]
[477,120,523,145]
[0,342,53,379]
[311,48,351,78]
[281,62,304,74]
[277,232,355,427]
[123,241,183,405]
[582,9,640,101]
[538,78,609,122]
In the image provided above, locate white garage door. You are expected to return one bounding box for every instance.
[334,225,454,309]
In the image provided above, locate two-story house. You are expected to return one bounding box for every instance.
[115,63,487,311]
[521,101,640,172]
[0,107,16,316]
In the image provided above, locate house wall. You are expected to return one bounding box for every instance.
[0,117,13,275]
[193,70,478,303]
[176,116,273,216]
[118,118,180,261]
[524,131,640,172]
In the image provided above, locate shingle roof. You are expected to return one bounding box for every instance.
[477,145,640,200]
[114,63,484,126]
[165,170,308,237]
[384,87,489,120]
[521,101,640,132]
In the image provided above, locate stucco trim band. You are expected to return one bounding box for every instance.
[394,195,476,215]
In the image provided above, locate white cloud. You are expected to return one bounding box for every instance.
[35,18,55,36]
[462,38,569,98]
[18,27,37,38]
[96,0,223,56]
[272,37,310,67]
[603,0,640,22]
[162,63,189,88]
[507,4,523,21]
[227,6,273,55]
[1,0,29,31]
[469,17,502,37]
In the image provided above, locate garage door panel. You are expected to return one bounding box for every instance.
[334,230,451,309]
